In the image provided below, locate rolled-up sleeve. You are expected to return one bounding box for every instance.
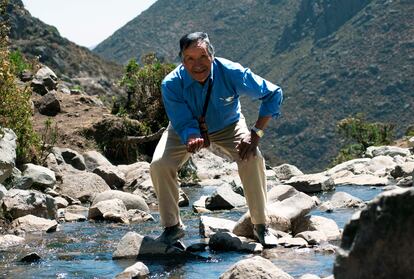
[228,63,283,118]
[162,79,200,144]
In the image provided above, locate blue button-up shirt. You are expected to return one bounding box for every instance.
[161,57,283,144]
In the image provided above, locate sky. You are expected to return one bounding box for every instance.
[21,0,157,49]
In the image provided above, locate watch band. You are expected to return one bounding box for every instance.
[251,126,264,138]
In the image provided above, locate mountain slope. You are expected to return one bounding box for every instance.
[6,0,123,98]
[96,0,413,171]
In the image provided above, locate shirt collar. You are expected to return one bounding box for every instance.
[182,59,215,89]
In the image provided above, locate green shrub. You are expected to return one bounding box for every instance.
[9,49,29,75]
[332,113,395,165]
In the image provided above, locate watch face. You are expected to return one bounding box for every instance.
[252,127,264,137]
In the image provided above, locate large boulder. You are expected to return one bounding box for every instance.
[93,166,126,189]
[30,66,58,95]
[333,174,391,187]
[20,163,56,190]
[88,198,129,223]
[37,91,61,116]
[365,146,411,158]
[391,162,414,179]
[285,173,335,193]
[365,155,396,176]
[219,256,294,279]
[209,232,263,253]
[83,150,113,172]
[92,190,149,212]
[199,216,236,237]
[319,192,365,211]
[272,164,303,181]
[0,128,17,184]
[52,147,86,171]
[11,214,58,233]
[2,189,56,219]
[56,172,111,202]
[205,182,246,210]
[325,158,371,176]
[0,234,25,248]
[267,184,300,203]
[334,188,414,279]
[293,215,341,241]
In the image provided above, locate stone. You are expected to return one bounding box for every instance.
[0,183,7,200]
[320,192,365,210]
[365,155,396,175]
[391,162,414,178]
[0,128,17,184]
[333,174,391,186]
[205,182,246,210]
[115,261,150,279]
[127,209,154,223]
[209,232,263,253]
[52,147,86,171]
[37,91,61,116]
[88,198,129,223]
[219,256,294,279]
[2,189,56,219]
[0,234,25,248]
[293,215,341,241]
[278,237,308,248]
[54,196,69,209]
[365,146,411,158]
[267,184,300,203]
[30,66,58,95]
[63,212,87,222]
[285,173,335,193]
[11,214,58,233]
[334,188,414,279]
[273,164,303,181]
[56,172,111,202]
[21,163,56,190]
[178,188,189,207]
[83,150,113,172]
[295,230,328,245]
[93,165,126,189]
[19,252,42,263]
[325,158,370,176]
[92,190,149,212]
[299,275,321,279]
[192,195,211,213]
[199,216,236,237]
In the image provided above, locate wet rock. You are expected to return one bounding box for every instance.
[186,242,208,252]
[199,216,236,237]
[319,192,365,211]
[127,209,154,223]
[285,173,335,193]
[11,214,58,233]
[273,164,303,181]
[278,237,308,248]
[0,234,25,248]
[219,256,293,279]
[19,252,42,263]
[92,190,149,212]
[209,232,263,253]
[0,128,17,184]
[83,150,113,172]
[88,198,129,223]
[115,261,150,279]
[333,174,391,186]
[2,189,56,219]
[205,182,246,210]
[56,172,111,202]
[178,188,189,207]
[234,192,316,238]
[30,66,58,95]
[93,165,126,189]
[295,231,327,245]
[293,215,341,241]
[192,195,211,213]
[365,146,411,158]
[21,163,56,190]
[37,91,61,116]
[267,184,300,203]
[334,188,414,279]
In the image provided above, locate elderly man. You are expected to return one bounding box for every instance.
[150,32,283,247]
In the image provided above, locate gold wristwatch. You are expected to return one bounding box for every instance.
[251,126,264,138]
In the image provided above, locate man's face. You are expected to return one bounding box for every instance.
[182,41,213,84]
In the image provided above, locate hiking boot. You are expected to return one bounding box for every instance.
[253,224,278,248]
[157,224,185,245]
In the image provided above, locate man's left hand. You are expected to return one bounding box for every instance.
[236,132,260,161]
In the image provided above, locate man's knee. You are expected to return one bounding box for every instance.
[150,157,177,175]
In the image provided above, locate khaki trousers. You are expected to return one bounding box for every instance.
[150,117,268,227]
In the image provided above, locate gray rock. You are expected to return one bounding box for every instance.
[199,216,236,237]
[19,252,42,263]
[267,184,299,203]
[115,261,150,279]
[320,192,365,211]
[277,237,308,248]
[21,163,56,190]
[295,230,327,245]
[334,188,414,279]
[0,128,17,184]
[396,176,413,187]
[365,146,411,158]
[52,147,86,171]
[88,198,129,223]
[209,232,263,253]
[54,196,69,209]
[127,209,154,223]
[2,189,56,219]
[0,183,7,200]
[286,173,335,193]
[273,164,303,181]
[293,215,341,241]
[37,91,61,116]
[92,190,149,212]
[205,182,246,210]
[325,158,370,176]
[62,212,87,222]
[192,195,210,213]
[333,174,391,186]
[178,188,189,207]
[299,275,321,279]
[83,150,113,172]
[365,155,396,176]
[0,234,25,248]
[11,214,58,233]
[56,172,111,202]
[93,165,126,189]
[30,66,58,95]
[219,256,294,279]
[391,162,414,178]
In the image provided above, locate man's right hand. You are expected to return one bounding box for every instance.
[186,135,204,153]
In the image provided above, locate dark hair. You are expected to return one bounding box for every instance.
[179,32,215,60]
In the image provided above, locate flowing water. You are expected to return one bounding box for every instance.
[0,185,383,279]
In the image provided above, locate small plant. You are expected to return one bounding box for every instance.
[9,49,29,75]
[38,118,59,163]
